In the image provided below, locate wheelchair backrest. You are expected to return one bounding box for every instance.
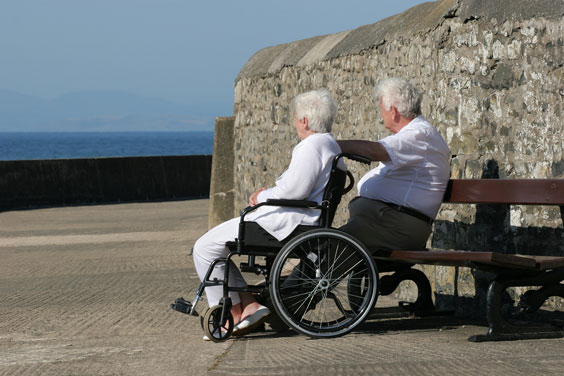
[319,167,347,227]
[319,153,371,227]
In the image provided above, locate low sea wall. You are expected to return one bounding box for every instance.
[0,155,212,211]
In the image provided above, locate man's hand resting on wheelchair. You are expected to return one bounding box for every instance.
[249,188,266,206]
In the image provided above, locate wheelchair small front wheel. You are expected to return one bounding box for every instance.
[270,228,378,338]
[203,305,234,342]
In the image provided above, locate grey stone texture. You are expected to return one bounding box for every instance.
[208,117,235,229]
[228,0,564,314]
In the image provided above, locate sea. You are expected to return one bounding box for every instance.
[0,132,214,161]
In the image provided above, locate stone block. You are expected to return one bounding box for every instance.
[208,116,235,229]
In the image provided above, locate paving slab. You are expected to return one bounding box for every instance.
[0,200,225,375]
[1,200,563,375]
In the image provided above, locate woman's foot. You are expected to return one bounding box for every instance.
[232,305,271,336]
[230,302,244,325]
[240,300,265,320]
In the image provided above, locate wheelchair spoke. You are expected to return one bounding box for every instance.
[296,246,320,274]
[299,286,321,322]
[210,325,220,336]
[281,285,322,315]
[327,237,339,282]
[328,259,364,289]
[279,280,315,289]
[282,289,320,303]
[283,297,308,311]
[314,285,330,327]
[323,273,369,284]
[332,288,364,310]
[203,305,233,342]
[325,248,361,281]
[336,289,369,302]
[327,239,348,281]
[279,265,317,287]
[326,291,353,317]
[270,229,379,338]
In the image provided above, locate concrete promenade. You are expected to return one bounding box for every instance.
[1,200,563,375]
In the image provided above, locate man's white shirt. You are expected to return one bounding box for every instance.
[357,116,450,218]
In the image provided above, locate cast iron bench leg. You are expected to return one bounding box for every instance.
[370,267,436,319]
[469,271,564,342]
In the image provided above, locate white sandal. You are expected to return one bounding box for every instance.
[232,306,271,336]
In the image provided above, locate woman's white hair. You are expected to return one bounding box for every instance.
[292,88,338,133]
[374,78,422,118]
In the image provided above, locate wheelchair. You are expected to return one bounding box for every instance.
[171,153,382,342]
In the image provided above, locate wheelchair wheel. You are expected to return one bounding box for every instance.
[255,287,290,332]
[203,305,234,342]
[347,264,371,314]
[270,228,378,338]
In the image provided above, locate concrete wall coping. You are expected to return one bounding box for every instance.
[236,0,564,82]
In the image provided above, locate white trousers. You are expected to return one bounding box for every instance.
[193,217,247,306]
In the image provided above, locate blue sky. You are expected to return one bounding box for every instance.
[1,0,429,111]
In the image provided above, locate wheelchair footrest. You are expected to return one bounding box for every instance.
[170,297,198,316]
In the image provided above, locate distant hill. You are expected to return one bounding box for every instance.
[0,90,232,131]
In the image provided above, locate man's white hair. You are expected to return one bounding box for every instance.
[374,78,422,118]
[293,88,338,133]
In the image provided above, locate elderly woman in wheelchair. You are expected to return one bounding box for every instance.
[171,88,377,342]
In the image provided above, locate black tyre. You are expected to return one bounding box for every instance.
[269,229,378,338]
[203,305,234,342]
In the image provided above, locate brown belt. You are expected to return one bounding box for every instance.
[379,201,434,224]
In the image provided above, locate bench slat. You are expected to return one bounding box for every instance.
[444,179,564,205]
[528,256,564,270]
[372,250,557,270]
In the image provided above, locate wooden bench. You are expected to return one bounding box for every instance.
[371,179,564,342]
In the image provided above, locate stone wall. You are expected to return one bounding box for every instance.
[0,155,212,211]
[231,0,564,314]
[208,117,235,229]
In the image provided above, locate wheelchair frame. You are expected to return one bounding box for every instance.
[172,153,386,342]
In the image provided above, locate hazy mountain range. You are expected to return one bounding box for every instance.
[0,89,232,132]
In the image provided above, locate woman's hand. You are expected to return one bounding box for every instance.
[249,188,266,206]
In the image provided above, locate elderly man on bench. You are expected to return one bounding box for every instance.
[338,77,451,251]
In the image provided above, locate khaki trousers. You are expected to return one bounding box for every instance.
[340,197,432,251]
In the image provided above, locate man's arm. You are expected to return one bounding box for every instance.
[337,140,391,162]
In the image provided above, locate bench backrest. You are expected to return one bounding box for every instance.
[443,179,564,205]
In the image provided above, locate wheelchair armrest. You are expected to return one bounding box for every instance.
[265,199,319,207]
[239,199,320,219]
